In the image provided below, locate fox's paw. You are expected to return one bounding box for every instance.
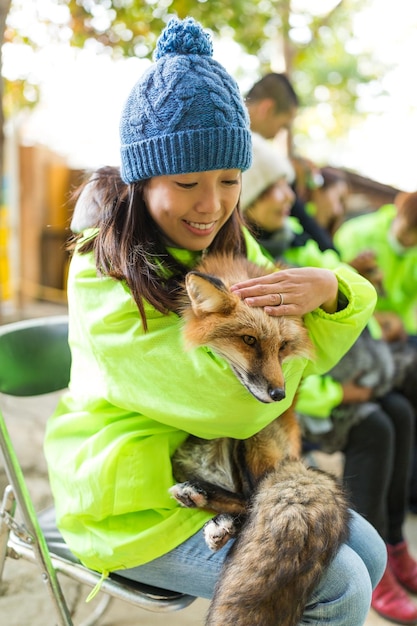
[204,514,238,551]
[169,482,208,509]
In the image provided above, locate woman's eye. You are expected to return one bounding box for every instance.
[176,182,196,189]
[242,335,256,346]
[223,179,239,186]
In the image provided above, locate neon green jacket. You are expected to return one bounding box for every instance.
[44,228,376,575]
[334,204,417,334]
[284,217,342,270]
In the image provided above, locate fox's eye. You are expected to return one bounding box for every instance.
[242,335,257,346]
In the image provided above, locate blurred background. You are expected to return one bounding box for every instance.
[0,0,415,320]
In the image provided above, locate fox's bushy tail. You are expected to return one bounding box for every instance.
[206,459,350,626]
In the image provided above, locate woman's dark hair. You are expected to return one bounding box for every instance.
[71,166,247,329]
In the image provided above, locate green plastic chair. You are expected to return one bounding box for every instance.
[0,315,195,626]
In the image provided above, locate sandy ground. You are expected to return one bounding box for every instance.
[1,305,416,624]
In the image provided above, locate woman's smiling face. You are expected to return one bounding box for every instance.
[143,169,241,250]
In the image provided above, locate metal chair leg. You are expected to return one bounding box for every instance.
[0,443,74,626]
[0,486,15,581]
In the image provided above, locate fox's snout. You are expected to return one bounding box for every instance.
[233,361,287,404]
[269,386,286,402]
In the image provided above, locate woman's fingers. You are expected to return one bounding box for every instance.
[231,267,339,316]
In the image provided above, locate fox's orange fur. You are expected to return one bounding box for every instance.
[181,253,312,404]
[170,253,350,626]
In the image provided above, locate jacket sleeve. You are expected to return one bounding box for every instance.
[296,374,343,419]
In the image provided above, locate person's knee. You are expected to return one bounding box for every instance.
[305,513,387,622]
[345,571,374,623]
[348,509,387,588]
[304,544,374,623]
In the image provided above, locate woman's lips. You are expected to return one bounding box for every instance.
[183,220,217,235]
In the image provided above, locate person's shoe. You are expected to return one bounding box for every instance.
[371,565,417,625]
[389,542,417,594]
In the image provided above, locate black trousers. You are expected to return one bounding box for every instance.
[400,334,417,510]
[342,391,414,544]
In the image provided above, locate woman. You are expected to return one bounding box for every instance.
[44,17,385,625]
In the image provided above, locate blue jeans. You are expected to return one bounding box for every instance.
[116,509,386,625]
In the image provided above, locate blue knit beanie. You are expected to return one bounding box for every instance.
[119,17,252,183]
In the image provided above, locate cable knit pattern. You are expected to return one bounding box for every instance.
[119,17,251,183]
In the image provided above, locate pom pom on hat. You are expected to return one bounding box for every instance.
[154,17,213,59]
[240,133,295,211]
[120,17,252,183]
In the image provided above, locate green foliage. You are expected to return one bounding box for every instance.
[6,0,386,142]
[66,0,165,58]
[3,79,39,117]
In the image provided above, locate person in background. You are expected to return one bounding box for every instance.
[42,18,385,625]
[244,73,337,252]
[334,191,417,343]
[241,132,341,270]
[335,190,417,518]
[244,72,298,139]
[304,167,350,240]
[241,133,417,626]
[297,170,417,520]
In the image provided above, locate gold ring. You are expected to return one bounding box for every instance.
[278,293,284,306]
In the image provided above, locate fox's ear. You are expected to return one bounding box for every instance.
[185,271,236,316]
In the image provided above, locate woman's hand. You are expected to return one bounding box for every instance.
[230,267,339,316]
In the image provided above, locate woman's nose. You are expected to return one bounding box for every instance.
[195,189,221,213]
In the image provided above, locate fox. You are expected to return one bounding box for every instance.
[170,252,350,626]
